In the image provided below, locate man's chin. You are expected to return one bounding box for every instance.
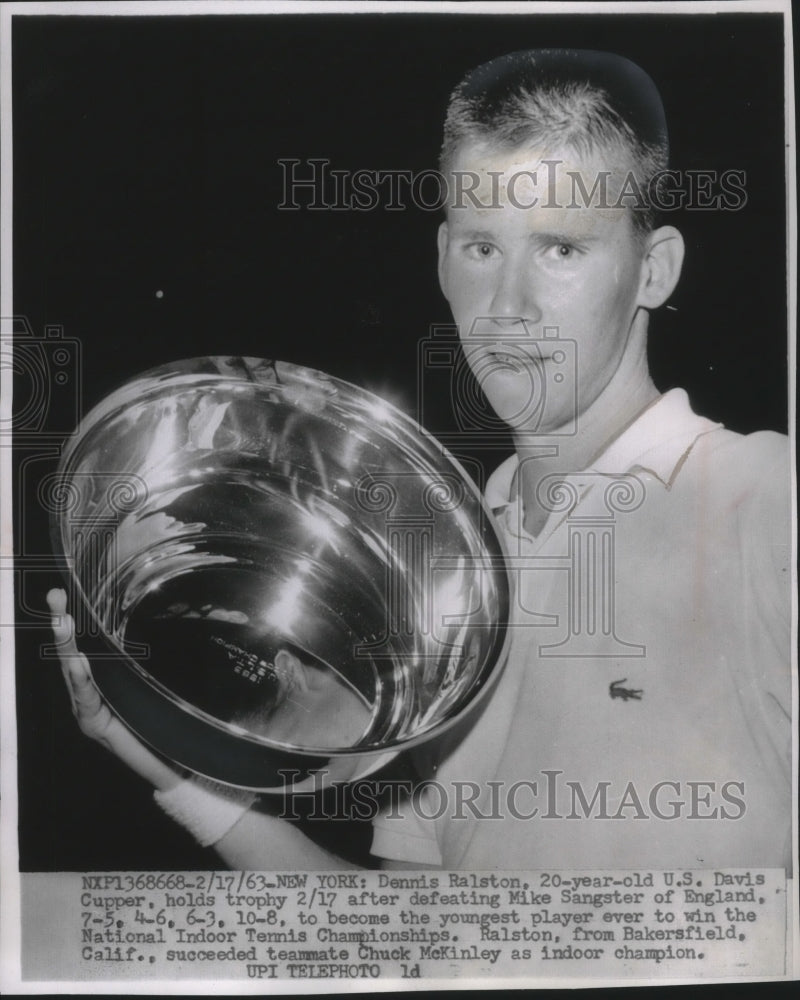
[481,394,575,440]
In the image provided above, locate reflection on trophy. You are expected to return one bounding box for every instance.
[49,357,510,790]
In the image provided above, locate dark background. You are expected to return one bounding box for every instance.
[12,11,788,871]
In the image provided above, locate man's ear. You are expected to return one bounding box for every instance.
[437,220,450,298]
[637,225,685,309]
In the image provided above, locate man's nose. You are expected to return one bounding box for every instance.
[488,258,542,328]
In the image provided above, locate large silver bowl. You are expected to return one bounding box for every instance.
[49,357,510,790]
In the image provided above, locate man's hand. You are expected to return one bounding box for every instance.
[47,587,119,746]
[46,587,184,792]
[44,588,358,868]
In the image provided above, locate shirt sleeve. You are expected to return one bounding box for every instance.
[740,432,791,693]
[732,431,792,780]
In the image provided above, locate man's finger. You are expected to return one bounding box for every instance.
[66,652,104,716]
[47,587,78,648]
[47,588,68,634]
[46,588,66,614]
[48,592,92,684]
[47,588,105,721]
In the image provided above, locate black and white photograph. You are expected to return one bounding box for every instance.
[1,0,796,990]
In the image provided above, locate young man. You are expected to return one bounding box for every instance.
[370,48,791,870]
[48,49,791,871]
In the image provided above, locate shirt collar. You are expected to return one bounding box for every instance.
[588,388,722,486]
[486,388,722,510]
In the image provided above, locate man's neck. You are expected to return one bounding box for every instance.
[512,362,660,537]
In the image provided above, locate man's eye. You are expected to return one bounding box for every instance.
[467,242,497,259]
[547,242,579,259]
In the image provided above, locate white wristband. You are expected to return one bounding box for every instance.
[154,775,257,847]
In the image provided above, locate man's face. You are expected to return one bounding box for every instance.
[438,142,650,436]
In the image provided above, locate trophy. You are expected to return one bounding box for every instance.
[49,357,510,790]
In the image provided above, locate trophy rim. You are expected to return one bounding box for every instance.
[50,356,512,786]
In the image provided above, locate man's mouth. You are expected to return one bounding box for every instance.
[481,344,551,372]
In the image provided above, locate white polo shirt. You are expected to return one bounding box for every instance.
[371,390,792,870]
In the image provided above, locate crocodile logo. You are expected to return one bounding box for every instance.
[609,678,643,701]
